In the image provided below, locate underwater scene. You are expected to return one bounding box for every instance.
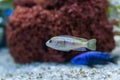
[0,0,120,80]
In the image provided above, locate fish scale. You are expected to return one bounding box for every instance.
[87,55,109,64]
[86,52,113,63]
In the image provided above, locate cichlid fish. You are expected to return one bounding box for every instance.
[46,35,96,51]
[71,51,118,67]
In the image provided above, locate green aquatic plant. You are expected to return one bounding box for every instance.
[0,27,3,43]
[0,0,14,9]
[0,0,14,47]
[117,5,120,10]
[108,0,120,28]
[0,0,14,25]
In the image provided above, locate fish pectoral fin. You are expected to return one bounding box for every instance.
[60,50,70,52]
[74,47,87,51]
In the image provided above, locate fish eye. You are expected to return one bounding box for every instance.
[49,40,52,43]
[76,58,81,61]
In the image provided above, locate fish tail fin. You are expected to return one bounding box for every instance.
[110,56,119,64]
[87,39,96,50]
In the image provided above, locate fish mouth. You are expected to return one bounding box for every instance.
[45,41,49,47]
[45,40,54,49]
[70,59,75,64]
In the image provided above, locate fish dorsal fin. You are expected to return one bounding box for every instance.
[58,35,88,42]
[52,36,58,40]
[58,35,73,38]
[74,37,88,42]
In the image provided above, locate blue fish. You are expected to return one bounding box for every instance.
[71,51,118,67]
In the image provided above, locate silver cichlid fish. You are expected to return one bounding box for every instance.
[46,35,96,51]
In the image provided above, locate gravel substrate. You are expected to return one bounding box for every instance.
[0,36,120,80]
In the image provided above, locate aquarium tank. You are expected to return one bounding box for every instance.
[0,0,120,80]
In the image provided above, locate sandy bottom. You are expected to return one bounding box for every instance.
[0,36,120,80]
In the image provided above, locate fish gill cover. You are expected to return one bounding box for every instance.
[6,0,115,63]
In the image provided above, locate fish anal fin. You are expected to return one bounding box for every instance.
[74,47,87,51]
